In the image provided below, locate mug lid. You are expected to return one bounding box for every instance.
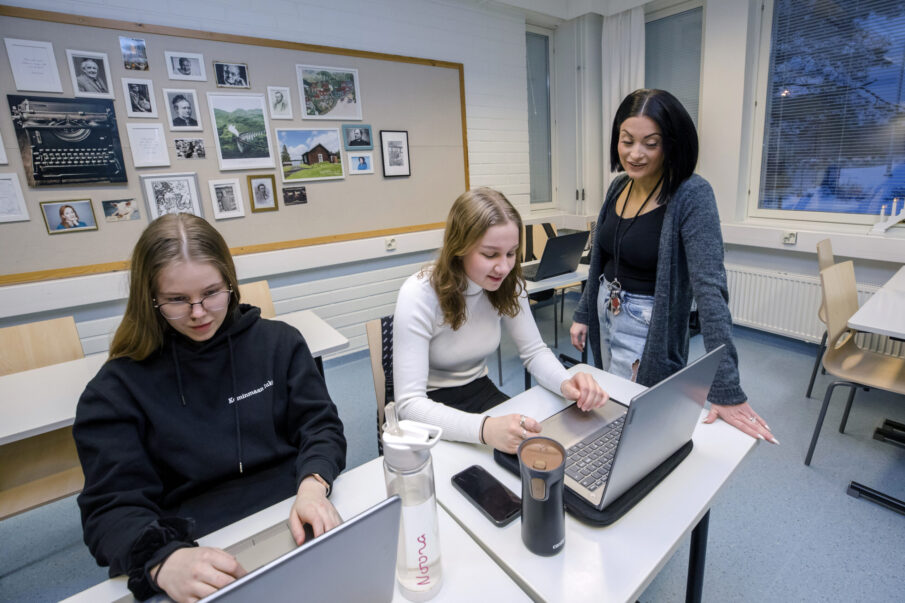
[518,437,564,472]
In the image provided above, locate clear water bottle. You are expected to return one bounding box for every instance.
[382,402,443,601]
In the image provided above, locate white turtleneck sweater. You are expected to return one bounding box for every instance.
[392,269,571,443]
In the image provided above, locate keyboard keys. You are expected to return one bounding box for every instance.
[564,415,626,492]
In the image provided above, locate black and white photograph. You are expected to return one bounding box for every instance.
[175,138,206,159]
[164,51,206,81]
[268,86,293,119]
[140,172,203,220]
[347,151,374,175]
[119,36,148,71]
[0,172,29,223]
[380,130,411,177]
[0,131,6,165]
[208,178,245,220]
[66,49,114,99]
[163,88,203,131]
[214,62,250,88]
[4,38,63,92]
[282,185,307,206]
[40,199,98,234]
[248,174,277,212]
[342,124,373,150]
[101,198,141,222]
[121,77,157,117]
[125,123,170,167]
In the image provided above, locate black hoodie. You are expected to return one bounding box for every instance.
[73,305,346,598]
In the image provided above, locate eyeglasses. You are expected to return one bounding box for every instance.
[154,289,232,319]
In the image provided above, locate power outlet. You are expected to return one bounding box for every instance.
[782,231,798,245]
[385,237,397,251]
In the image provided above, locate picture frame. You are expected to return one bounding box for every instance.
[214,62,250,88]
[208,178,245,220]
[208,92,275,170]
[248,174,278,212]
[121,77,158,118]
[163,88,203,131]
[119,36,149,71]
[380,130,411,177]
[342,124,373,150]
[126,123,170,167]
[267,86,293,120]
[165,51,206,81]
[282,185,308,206]
[66,49,114,99]
[40,199,98,234]
[174,138,206,160]
[0,131,7,165]
[0,172,29,223]
[101,199,141,222]
[4,38,63,92]
[140,172,203,220]
[297,64,362,120]
[275,128,344,182]
[347,151,374,175]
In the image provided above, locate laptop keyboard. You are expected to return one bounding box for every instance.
[565,415,625,492]
[522,264,539,280]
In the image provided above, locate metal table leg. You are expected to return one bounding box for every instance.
[686,510,709,603]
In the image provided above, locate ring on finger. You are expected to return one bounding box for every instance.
[521,427,527,440]
[519,415,526,428]
[748,416,757,423]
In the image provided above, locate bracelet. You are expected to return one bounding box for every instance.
[304,472,331,496]
[150,556,168,590]
[479,416,489,445]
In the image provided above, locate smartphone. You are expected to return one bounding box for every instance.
[451,464,521,527]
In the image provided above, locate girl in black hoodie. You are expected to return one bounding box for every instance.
[74,214,346,601]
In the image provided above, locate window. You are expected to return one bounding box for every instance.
[526,30,553,205]
[753,0,905,223]
[645,6,703,125]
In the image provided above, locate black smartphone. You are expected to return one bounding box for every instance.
[451,464,521,527]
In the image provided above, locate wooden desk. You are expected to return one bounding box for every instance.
[63,458,530,602]
[431,364,757,603]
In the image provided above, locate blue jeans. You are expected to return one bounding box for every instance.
[597,277,654,381]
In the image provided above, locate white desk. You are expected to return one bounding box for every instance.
[431,364,757,603]
[273,309,350,374]
[523,263,589,295]
[64,457,530,602]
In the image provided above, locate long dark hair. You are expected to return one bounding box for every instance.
[610,89,698,204]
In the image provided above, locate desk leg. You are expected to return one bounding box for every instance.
[686,510,709,603]
[315,356,325,377]
[847,482,905,515]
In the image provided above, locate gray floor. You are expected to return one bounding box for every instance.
[2,293,903,602]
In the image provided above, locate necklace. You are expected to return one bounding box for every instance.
[607,176,663,315]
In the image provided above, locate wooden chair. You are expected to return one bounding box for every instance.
[366,316,395,455]
[238,280,276,318]
[804,261,905,466]
[805,239,836,397]
[0,317,85,519]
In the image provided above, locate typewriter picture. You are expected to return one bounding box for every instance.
[7,95,127,186]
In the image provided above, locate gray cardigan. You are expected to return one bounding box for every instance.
[573,173,746,405]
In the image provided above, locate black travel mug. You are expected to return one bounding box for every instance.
[517,436,566,556]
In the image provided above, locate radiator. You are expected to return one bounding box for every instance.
[725,264,904,356]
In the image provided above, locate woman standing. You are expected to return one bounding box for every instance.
[569,89,777,443]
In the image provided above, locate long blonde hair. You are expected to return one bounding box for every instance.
[109,214,240,360]
[431,188,524,330]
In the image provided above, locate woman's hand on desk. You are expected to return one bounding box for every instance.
[569,322,588,352]
[289,475,342,545]
[153,546,246,603]
[561,372,609,411]
[483,414,541,454]
[702,401,779,445]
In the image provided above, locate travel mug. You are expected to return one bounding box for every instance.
[517,436,566,556]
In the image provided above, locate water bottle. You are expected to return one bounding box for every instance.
[382,402,443,601]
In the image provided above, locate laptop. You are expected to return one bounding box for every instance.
[522,231,589,282]
[541,346,725,510]
[200,496,401,602]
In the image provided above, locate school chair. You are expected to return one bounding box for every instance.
[366,316,394,455]
[238,280,276,318]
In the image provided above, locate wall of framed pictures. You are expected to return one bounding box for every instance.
[0,7,468,282]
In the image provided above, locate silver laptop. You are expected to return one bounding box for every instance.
[541,346,725,510]
[522,231,589,282]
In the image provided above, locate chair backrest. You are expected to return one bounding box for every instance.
[815,239,835,324]
[0,316,84,376]
[820,261,860,344]
[366,316,394,454]
[522,222,557,262]
[238,280,276,318]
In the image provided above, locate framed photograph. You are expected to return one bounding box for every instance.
[208,92,275,170]
[165,51,206,81]
[0,173,29,223]
[4,39,63,92]
[282,185,308,206]
[248,174,278,212]
[380,130,411,177]
[275,128,344,182]
[40,199,98,234]
[347,151,374,175]
[140,172,203,220]
[66,50,114,99]
[296,64,362,120]
[342,124,373,150]
[208,178,245,220]
[119,36,149,71]
[214,62,250,88]
[175,138,206,159]
[101,198,142,222]
[163,88,203,131]
[267,86,293,120]
[0,131,7,164]
[122,78,158,118]
[126,123,170,167]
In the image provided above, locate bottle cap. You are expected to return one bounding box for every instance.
[382,403,443,471]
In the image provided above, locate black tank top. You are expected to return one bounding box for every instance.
[599,196,666,295]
